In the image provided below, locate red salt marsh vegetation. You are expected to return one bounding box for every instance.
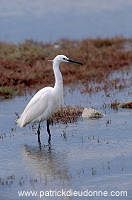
[0,37,132,99]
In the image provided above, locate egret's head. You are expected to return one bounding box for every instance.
[49,55,83,65]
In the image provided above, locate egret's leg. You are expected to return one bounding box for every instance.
[47,119,51,138]
[37,121,41,143]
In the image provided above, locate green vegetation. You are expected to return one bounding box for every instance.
[0,87,19,99]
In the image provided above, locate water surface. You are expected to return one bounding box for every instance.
[0,79,132,199]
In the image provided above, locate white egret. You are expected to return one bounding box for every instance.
[16,55,83,143]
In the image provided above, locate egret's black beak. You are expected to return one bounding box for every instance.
[67,59,83,65]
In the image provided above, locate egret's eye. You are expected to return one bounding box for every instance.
[63,58,66,60]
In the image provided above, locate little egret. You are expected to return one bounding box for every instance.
[16,55,83,143]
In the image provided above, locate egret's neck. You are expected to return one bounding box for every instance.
[53,61,64,105]
[53,61,63,87]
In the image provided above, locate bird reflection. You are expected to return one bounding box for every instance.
[21,144,71,188]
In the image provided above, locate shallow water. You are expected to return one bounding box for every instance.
[0,81,132,200]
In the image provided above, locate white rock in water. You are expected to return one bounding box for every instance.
[82,108,105,119]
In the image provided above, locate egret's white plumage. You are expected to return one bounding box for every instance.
[17,87,55,127]
[16,55,83,142]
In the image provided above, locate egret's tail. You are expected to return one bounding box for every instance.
[16,116,25,127]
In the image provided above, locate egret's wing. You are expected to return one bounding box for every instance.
[17,90,50,127]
